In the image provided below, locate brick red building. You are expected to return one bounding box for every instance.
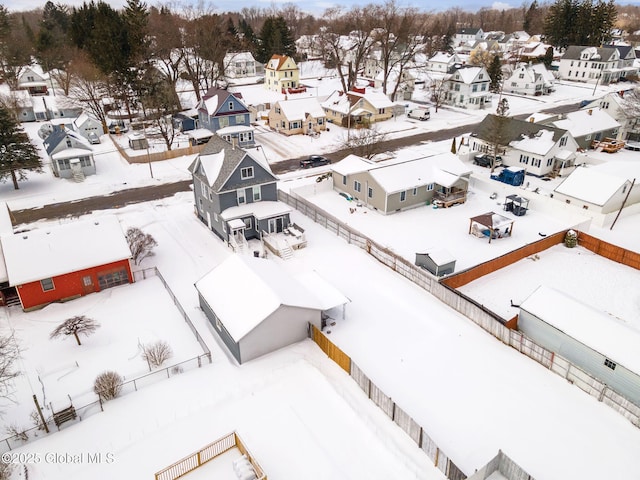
[1,216,132,311]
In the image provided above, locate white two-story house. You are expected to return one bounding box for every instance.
[558,46,620,85]
[444,66,490,110]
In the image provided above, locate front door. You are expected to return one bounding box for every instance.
[82,275,94,294]
[268,217,285,234]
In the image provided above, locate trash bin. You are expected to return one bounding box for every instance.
[253,251,260,257]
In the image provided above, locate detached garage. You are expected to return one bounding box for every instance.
[519,285,640,404]
[1,216,133,311]
[196,255,347,364]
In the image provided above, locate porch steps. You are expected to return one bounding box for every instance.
[72,170,85,182]
[3,294,21,307]
[280,244,294,260]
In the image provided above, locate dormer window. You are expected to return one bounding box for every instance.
[479,73,484,79]
[228,101,234,110]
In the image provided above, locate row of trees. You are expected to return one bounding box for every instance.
[543,0,618,48]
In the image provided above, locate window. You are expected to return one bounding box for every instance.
[235,115,245,124]
[239,131,253,143]
[243,217,253,229]
[82,276,92,286]
[201,182,208,197]
[481,84,486,91]
[368,187,373,198]
[479,73,484,79]
[547,158,553,167]
[58,159,71,170]
[604,358,616,370]
[568,70,572,77]
[66,139,72,148]
[237,189,246,204]
[354,180,361,192]
[41,278,55,291]
[318,118,324,125]
[454,84,460,91]
[472,84,478,92]
[228,101,234,110]
[97,269,129,289]
[570,61,574,66]
[559,136,567,147]
[412,188,417,196]
[342,175,347,185]
[275,107,281,114]
[253,185,261,201]
[80,157,92,167]
[519,73,525,79]
[427,183,434,191]
[241,167,254,179]
[400,191,406,202]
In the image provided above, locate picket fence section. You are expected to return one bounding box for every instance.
[280,189,640,429]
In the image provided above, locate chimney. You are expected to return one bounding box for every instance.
[588,109,593,115]
[529,117,534,122]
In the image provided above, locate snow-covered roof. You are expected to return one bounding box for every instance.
[220,201,291,221]
[51,147,93,160]
[276,98,325,121]
[509,129,558,156]
[216,125,254,135]
[369,153,470,193]
[198,150,225,188]
[1,216,131,286]
[552,109,620,137]
[429,52,457,64]
[416,248,456,266]
[352,90,395,109]
[331,154,374,176]
[453,66,486,84]
[204,94,219,115]
[554,167,628,206]
[520,285,640,374]
[294,271,350,311]
[195,255,323,341]
[186,128,214,140]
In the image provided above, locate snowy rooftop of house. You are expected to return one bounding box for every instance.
[51,147,93,160]
[186,128,214,140]
[552,109,620,137]
[276,97,325,120]
[220,201,291,221]
[454,66,485,83]
[351,90,395,109]
[520,285,640,374]
[198,150,224,187]
[429,52,457,63]
[195,255,323,341]
[331,154,374,175]
[294,271,350,311]
[554,167,627,205]
[216,125,253,135]
[509,129,557,155]
[0,215,131,286]
[417,248,456,266]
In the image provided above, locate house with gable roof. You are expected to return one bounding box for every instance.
[504,63,554,96]
[17,65,50,95]
[551,162,640,214]
[197,87,254,147]
[468,115,579,176]
[331,151,472,213]
[42,127,96,180]
[223,51,263,81]
[72,112,104,141]
[0,216,132,311]
[454,28,484,47]
[444,66,490,110]
[603,43,638,80]
[558,46,621,85]
[268,97,327,136]
[533,108,621,149]
[584,90,640,141]
[188,136,293,251]
[321,88,394,127]
[264,54,300,93]
[427,52,462,73]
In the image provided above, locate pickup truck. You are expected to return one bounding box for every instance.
[473,153,503,168]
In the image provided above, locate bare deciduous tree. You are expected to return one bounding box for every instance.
[337,127,388,160]
[94,371,123,401]
[0,334,20,404]
[126,227,158,265]
[50,316,100,346]
[142,340,173,370]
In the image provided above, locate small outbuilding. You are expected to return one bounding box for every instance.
[415,248,456,276]
[128,133,149,150]
[195,255,348,364]
[469,212,514,243]
[519,286,640,404]
[503,194,529,216]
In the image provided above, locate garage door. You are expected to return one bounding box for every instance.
[97,269,129,290]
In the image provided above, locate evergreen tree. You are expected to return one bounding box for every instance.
[256,16,295,63]
[487,54,503,93]
[0,105,42,190]
[543,0,617,48]
[238,18,258,54]
[542,46,554,68]
[36,2,71,72]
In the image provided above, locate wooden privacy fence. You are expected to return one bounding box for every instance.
[282,188,640,428]
[155,431,266,480]
[109,135,206,164]
[311,327,467,479]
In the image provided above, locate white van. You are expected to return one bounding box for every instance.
[407,108,430,121]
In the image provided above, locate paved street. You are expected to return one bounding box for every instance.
[9,101,581,225]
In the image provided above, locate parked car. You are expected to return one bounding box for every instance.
[300,155,330,168]
[407,108,430,121]
[473,153,503,167]
[87,132,101,144]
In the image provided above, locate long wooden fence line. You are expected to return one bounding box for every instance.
[578,231,640,270]
[109,134,206,164]
[311,327,467,480]
[281,189,640,428]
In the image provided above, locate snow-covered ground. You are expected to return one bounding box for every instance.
[1,75,640,480]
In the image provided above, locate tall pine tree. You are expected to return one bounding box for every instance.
[487,55,503,93]
[0,105,42,190]
[257,16,295,63]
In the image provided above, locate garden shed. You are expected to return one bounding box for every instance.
[469,212,514,243]
[128,133,148,150]
[519,286,640,404]
[415,248,456,276]
[195,255,347,364]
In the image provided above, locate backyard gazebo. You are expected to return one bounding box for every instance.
[469,212,514,243]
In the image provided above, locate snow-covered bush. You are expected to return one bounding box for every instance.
[94,371,123,401]
[142,340,173,369]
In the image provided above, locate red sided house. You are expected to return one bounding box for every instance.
[0,216,133,311]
